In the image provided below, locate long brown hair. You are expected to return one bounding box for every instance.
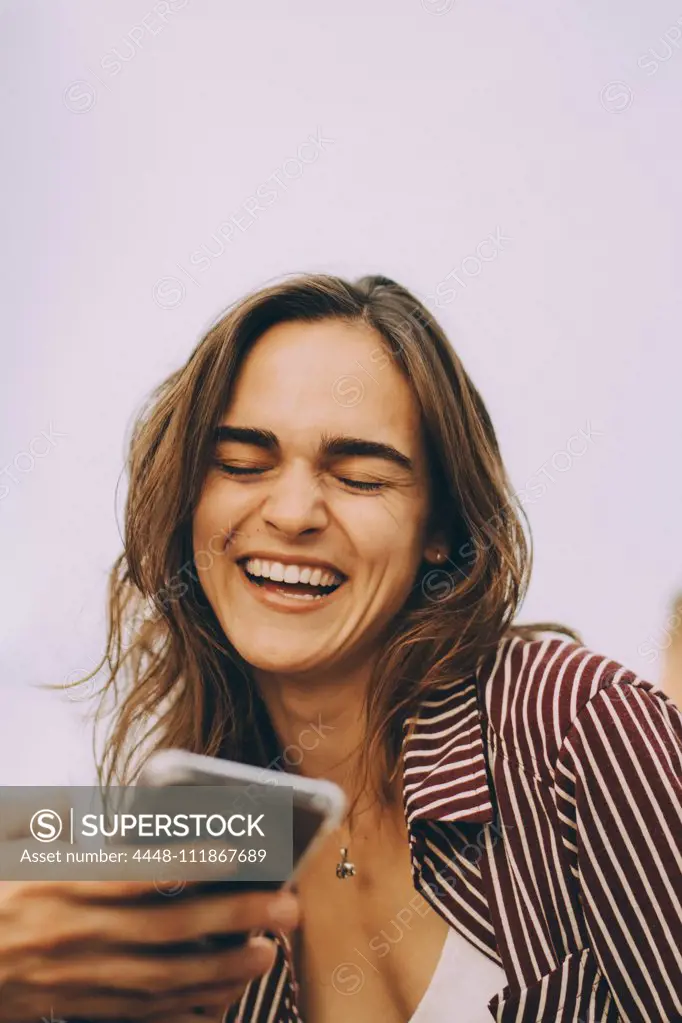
[54,273,580,803]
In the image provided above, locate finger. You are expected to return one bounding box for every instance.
[1,883,295,972]
[33,980,244,1022]
[143,1009,230,1023]
[62,840,244,900]
[41,935,278,995]
[132,980,248,1020]
[77,889,298,947]
[0,839,227,900]
[154,1009,230,1023]
[110,975,250,1020]
[147,1015,225,1023]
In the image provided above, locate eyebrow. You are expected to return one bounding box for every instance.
[212,426,414,473]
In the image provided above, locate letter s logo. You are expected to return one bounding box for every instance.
[30,809,64,842]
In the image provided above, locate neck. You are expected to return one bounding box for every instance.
[251,654,399,818]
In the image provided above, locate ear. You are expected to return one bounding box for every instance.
[423,531,449,565]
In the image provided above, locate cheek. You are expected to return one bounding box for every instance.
[191,488,232,578]
[192,477,241,543]
[353,492,426,541]
[191,502,214,558]
[209,472,266,518]
[348,502,427,574]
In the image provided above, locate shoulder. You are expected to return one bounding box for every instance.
[476,631,678,781]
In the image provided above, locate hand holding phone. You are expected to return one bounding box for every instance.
[0,751,344,1021]
[126,750,346,1017]
[0,841,299,1022]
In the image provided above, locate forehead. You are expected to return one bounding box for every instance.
[224,318,423,447]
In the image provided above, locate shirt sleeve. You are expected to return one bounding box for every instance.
[556,680,682,1023]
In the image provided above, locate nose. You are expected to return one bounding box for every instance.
[261,462,329,537]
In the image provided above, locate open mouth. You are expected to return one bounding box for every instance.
[238,557,346,603]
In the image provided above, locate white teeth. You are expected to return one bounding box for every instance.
[242,558,342,588]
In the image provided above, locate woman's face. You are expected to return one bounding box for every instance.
[192,317,442,677]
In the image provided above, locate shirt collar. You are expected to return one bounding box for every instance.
[245,669,495,827]
[401,673,495,826]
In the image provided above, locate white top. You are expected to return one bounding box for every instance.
[408,926,507,1022]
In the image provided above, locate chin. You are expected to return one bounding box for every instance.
[225,624,331,676]
[240,648,328,677]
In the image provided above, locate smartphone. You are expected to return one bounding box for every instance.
[129,749,347,948]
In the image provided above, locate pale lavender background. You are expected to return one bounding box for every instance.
[1,0,681,784]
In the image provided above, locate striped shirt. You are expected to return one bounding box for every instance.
[224,634,682,1022]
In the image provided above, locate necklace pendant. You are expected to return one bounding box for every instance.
[335,847,356,879]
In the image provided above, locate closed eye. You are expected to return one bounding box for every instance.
[214,462,268,477]
[214,462,386,492]
[338,478,386,492]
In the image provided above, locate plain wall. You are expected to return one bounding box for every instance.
[2,0,681,783]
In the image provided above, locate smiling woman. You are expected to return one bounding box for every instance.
[190,311,458,687]
[38,274,682,1023]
